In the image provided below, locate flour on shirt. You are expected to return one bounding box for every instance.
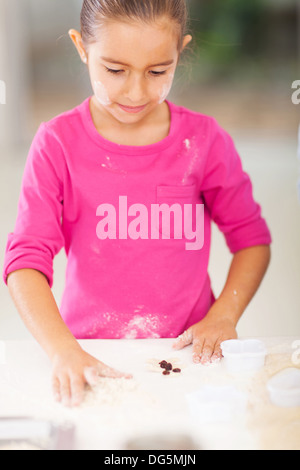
[184,139,191,150]
[84,310,169,339]
[122,314,162,339]
[181,137,200,185]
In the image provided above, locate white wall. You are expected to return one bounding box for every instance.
[0,0,8,146]
[0,0,32,150]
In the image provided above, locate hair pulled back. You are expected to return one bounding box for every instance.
[80,0,189,50]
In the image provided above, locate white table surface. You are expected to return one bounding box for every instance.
[0,336,299,450]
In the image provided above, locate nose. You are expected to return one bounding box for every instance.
[122,73,146,104]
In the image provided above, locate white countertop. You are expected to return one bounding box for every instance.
[0,337,299,450]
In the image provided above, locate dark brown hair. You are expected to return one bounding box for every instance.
[80,0,189,51]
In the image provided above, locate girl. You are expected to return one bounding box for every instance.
[3,0,271,407]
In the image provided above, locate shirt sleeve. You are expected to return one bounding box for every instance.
[2,122,65,288]
[202,120,272,253]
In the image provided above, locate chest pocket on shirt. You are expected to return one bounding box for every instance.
[155,184,197,240]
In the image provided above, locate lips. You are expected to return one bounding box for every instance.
[118,103,147,114]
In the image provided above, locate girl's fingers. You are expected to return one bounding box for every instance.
[59,375,72,407]
[193,339,223,365]
[97,363,133,379]
[53,361,132,408]
[192,337,205,363]
[83,366,99,386]
[52,376,61,403]
[172,328,193,350]
[211,343,223,364]
[53,374,84,407]
[84,364,132,385]
[70,375,85,407]
[199,342,215,364]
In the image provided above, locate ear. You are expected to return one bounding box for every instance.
[69,29,88,64]
[181,34,193,53]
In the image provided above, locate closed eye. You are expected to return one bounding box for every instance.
[105,67,167,77]
[150,71,167,76]
[105,67,124,75]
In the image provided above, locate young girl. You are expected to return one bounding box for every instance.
[3,0,271,407]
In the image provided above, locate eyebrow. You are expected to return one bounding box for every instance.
[100,57,175,67]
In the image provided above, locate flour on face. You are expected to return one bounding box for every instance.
[94,80,112,106]
[158,74,174,104]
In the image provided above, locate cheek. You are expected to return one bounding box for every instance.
[93,80,112,106]
[157,74,174,104]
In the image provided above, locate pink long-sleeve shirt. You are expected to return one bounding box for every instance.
[3,98,271,339]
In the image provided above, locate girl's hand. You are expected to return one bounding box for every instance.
[51,345,132,407]
[172,245,271,364]
[172,307,238,365]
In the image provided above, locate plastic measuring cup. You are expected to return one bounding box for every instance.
[267,368,300,407]
[221,339,267,374]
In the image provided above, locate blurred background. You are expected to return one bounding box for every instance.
[0,0,299,339]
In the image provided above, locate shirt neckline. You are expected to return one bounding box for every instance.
[80,96,179,155]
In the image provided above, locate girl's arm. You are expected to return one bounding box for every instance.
[173,244,271,363]
[7,269,131,406]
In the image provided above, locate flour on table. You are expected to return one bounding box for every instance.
[246,353,300,450]
[0,442,42,451]
[81,376,161,413]
[75,376,168,436]
[82,377,141,407]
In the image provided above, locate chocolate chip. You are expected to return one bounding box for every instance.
[159,360,168,369]
[159,360,179,375]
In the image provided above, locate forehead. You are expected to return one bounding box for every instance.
[91,18,179,67]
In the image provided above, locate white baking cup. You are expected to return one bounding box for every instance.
[186,385,248,424]
[267,367,300,407]
[220,339,267,374]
